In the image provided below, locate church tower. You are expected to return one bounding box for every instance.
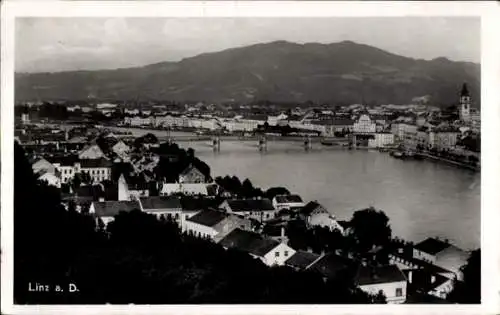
[459,83,471,122]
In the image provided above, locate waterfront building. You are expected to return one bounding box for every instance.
[369,132,395,148]
[355,265,407,304]
[299,201,343,232]
[413,237,469,281]
[429,130,460,151]
[353,114,376,134]
[217,228,296,266]
[459,83,472,122]
[326,119,355,134]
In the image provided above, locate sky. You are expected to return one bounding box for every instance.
[16,17,480,73]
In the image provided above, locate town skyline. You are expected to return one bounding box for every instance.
[16,17,480,73]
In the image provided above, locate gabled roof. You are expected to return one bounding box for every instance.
[186,209,229,227]
[139,196,182,211]
[356,265,407,286]
[414,237,451,255]
[219,228,280,257]
[225,198,275,212]
[285,250,322,270]
[308,253,352,279]
[180,196,218,212]
[180,164,203,176]
[92,200,140,217]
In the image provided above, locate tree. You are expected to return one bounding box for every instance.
[448,249,481,303]
[348,207,392,255]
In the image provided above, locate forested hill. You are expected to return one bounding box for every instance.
[16,40,480,106]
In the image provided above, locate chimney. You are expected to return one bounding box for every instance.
[408,270,413,284]
[280,226,285,238]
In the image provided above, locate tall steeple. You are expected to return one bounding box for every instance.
[459,82,471,122]
[118,174,130,201]
[461,83,470,97]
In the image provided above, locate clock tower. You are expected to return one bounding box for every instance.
[459,83,471,122]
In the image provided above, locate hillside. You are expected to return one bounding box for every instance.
[15,40,481,106]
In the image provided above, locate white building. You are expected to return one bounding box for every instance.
[89,200,141,225]
[272,194,305,210]
[220,198,278,222]
[356,265,407,304]
[38,171,62,188]
[353,114,376,134]
[218,228,296,266]
[369,133,395,148]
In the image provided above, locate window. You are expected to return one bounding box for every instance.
[275,252,280,257]
[395,288,403,297]
[284,251,289,257]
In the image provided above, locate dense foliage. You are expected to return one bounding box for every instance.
[448,249,481,304]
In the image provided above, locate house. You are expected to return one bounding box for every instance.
[78,144,106,160]
[285,250,323,271]
[37,170,61,188]
[78,158,113,183]
[139,196,183,220]
[32,157,56,175]
[89,200,141,225]
[355,265,407,304]
[112,140,130,159]
[413,237,469,281]
[307,253,353,280]
[299,201,343,232]
[218,228,296,266]
[183,209,252,242]
[404,269,454,300]
[272,194,305,211]
[179,196,216,229]
[219,198,277,222]
[179,164,207,183]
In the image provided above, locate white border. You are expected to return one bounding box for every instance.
[2,1,499,315]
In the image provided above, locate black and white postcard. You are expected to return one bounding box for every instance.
[1,1,499,314]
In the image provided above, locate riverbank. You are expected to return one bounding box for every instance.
[415,152,480,172]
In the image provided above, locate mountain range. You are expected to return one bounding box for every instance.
[15,40,480,107]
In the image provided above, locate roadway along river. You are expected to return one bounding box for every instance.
[106,127,480,250]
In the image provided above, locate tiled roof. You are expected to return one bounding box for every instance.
[219,228,280,257]
[356,265,407,286]
[275,194,303,204]
[285,251,322,270]
[80,158,113,168]
[308,253,352,279]
[186,209,228,227]
[180,196,218,212]
[226,198,275,212]
[331,119,355,126]
[46,155,79,166]
[92,200,141,217]
[139,196,182,211]
[414,238,451,255]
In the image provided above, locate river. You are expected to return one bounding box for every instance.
[81,126,481,250]
[183,140,480,250]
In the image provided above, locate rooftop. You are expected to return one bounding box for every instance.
[356,265,407,286]
[414,237,451,255]
[226,198,275,212]
[80,158,113,168]
[186,209,229,227]
[218,228,280,257]
[308,253,353,279]
[92,200,141,217]
[275,194,303,204]
[285,250,322,270]
[139,196,182,211]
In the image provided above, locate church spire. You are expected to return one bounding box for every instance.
[461,83,470,97]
